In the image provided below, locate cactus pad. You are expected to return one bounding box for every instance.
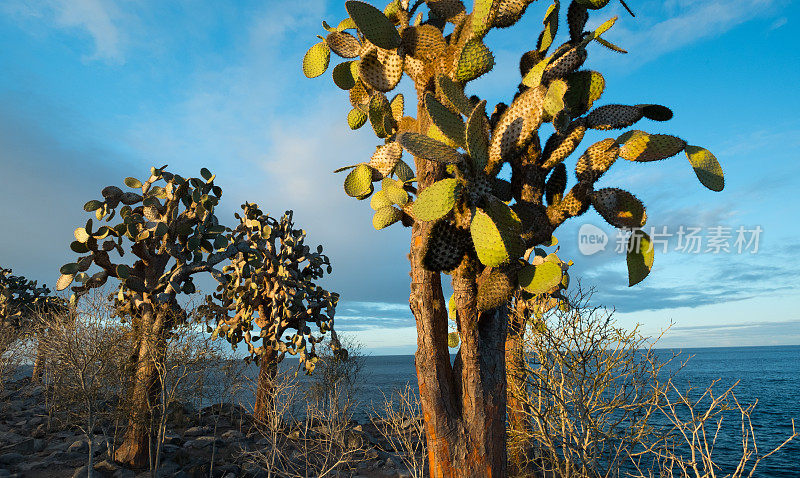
[359,47,404,92]
[518,261,562,294]
[567,1,589,41]
[586,104,644,130]
[541,120,587,168]
[382,177,409,206]
[575,138,619,183]
[638,104,673,121]
[576,0,610,8]
[542,47,587,83]
[389,93,404,121]
[455,39,495,82]
[413,178,461,222]
[627,229,654,286]
[398,132,462,164]
[494,0,535,28]
[401,25,447,61]
[591,188,646,229]
[470,200,524,267]
[685,145,724,191]
[448,331,460,348]
[422,220,471,272]
[368,142,403,178]
[344,164,374,197]
[347,108,368,129]
[345,1,402,50]
[333,61,358,90]
[617,130,687,162]
[303,42,331,78]
[425,93,466,147]
[372,205,403,229]
[476,267,515,311]
[545,163,567,206]
[563,70,605,116]
[488,85,545,174]
[466,100,491,171]
[326,31,361,58]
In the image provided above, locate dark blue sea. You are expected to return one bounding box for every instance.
[349,345,800,477]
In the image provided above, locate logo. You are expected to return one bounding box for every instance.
[578,224,608,256]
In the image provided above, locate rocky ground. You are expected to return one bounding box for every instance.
[0,379,424,478]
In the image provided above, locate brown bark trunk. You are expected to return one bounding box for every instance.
[410,92,507,477]
[253,345,278,422]
[506,300,533,474]
[114,307,163,468]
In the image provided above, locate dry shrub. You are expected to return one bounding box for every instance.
[371,382,427,478]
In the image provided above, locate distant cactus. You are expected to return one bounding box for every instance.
[58,165,240,468]
[0,267,59,329]
[304,1,723,475]
[198,204,340,420]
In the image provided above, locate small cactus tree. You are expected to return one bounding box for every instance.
[305,0,724,474]
[199,204,340,421]
[57,165,239,467]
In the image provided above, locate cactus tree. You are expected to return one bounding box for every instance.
[57,166,239,467]
[304,0,723,474]
[200,204,340,421]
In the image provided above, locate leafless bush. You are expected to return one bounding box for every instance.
[0,326,24,395]
[371,382,427,478]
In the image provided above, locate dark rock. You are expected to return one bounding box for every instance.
[0,454,22,466]
[183,426,211,437]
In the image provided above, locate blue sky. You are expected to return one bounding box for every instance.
[1,0,798,354]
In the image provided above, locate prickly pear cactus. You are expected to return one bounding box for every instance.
[305,0,724,293]
[0,267,64,329]
[199,204,340,373]
[57,166,238,318]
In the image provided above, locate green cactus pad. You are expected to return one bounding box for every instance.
[685,145,724,191]
[345,1,402,50]
[541,121,587,169]
[586,104,644,130]
[425,93,466,147]
[56,273,74,291]
[349,79,371,109]
[436,75,472,117]
[427,0,466,19]
[373,205,403,229]
[359,47,404,92]
[326,31,361,58]
[389,93,404,122]
[563,70,605,116]
[542,47,587,83]
[617,130,687,162]
[591,188,647,229]
[382,177,409,206]
[576,0,609,9]
[470,200,523,267]
[303,42,331,78]
[398,132,462,164]
[456,39,495,82]
[413,178,461,222]
[466,100,490,171]
[447,331,460,348]
[368,142,403,179]
[518,261,562,294]
[538,1,559,53]
[488,85,545,174]
[422,220,471,272]
[495,0,536,28]
[638,104,673,121]
[124,177,142,189]
[344,164,374,197]
[472,0,497,38]
[545,163,567,206]
[627,229,654,286]
[575,138,619,183]
[370,189,392,210]
[333,61,358,90]
[401,25,447,61]
[476,268,515,311]
[60,263,79,275]
[369,93,392,137]
[83,200,103,212]
[347,108,368,129]
[492,178,513,202]
[393,160,415,182]
[543,79,568,118]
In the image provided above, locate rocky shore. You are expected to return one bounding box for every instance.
[0,379,424,478]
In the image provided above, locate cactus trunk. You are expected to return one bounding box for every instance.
[114,306,164,468]
[253,345,278,422]
[410,100,507,477]
[506,300,533,474]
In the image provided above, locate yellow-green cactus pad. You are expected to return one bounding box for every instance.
[494,0,535,28]
[542,46,587,83]
[427,0,466,19]
[369,92,392,137]
[326,31,361,58]
[389,93,404,122]
[382,177,409,206]
[422,220,471,272]
[470,200,523,267]
[333,61,358,90]
[425,93,466,147]
[487,85,546,174]
[685,145,724,191]
[476,268,515,311]
[472,0,498,38]
[368,142,403,179]
[538,1,559,53]
[575,138,619,183]
[541,120,588,169]
[359,47,404,92]
[349,80,371,108]
[586,104,644,130]
[398,132,462,164]
[563,70,605,116]
[413,178,461,222]
[437,74,473,117]
[303,42,331,78]
[543,79,568,118]
[373,205,403,229]
[627,229,654,286]
[448,331,460,348]
[617,130,687,162]
[370,189,392,210]
[466,100,491,171]
[347,108,368,129]
[456,39,495,82]
[345,1,402,50]
[576,0,610,9]
[344,163,374,197]
[401,25,447,60]
[591,187,646,229]
[518,261,562,294]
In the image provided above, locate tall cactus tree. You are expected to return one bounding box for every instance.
[57,166,239,467]
[304,0,723,474]
[199,204,341,421]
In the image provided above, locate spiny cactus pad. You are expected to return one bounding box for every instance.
[586,104,644,130]
[456,39,495,83]
[303,42,331,78]
[563,70,605,115]
[685,145,724,191]
[545,163,567,206]
[476,268,515,311]
[368,142,403,179]
[422,221,472,272]
[627,229,654,286]
[344,164,374,197]
[348,107,368,129]
[398,132,462,164]
[591,188,647,229]
[344,1,402,50]
[466,100,491,171]
[541,120,587,169]
[373,205,403,229]
[488,85,546,174]
[617,130,687,162]
[333,61,358,90]
[326,31,361,58]
[575,138,620,183]
[470,200,524,267]
[494,0,536,28]
[359,47,404,92]
[518,261,562,294]
[425,93,466,147]
[437,75,474,117]
[413,178,461,222]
